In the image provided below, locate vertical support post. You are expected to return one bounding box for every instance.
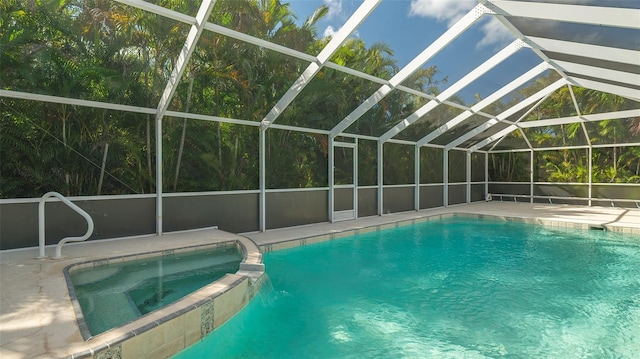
[354,138,359,219]
[588,146,592,206]
[443,150,449,207]
[152,0,217,236]
[414,145,420,211]
[530,149,534,203]
[259,127,266,231]
[377,141,384,215]
[328,137,335,222]
[484,152,489,200]
[156,115,163,234]
[466,151,471,204]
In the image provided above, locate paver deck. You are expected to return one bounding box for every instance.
[1,202,639,358]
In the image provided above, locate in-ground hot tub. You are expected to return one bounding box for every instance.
[63,238,265,359]
[68,243,243,337]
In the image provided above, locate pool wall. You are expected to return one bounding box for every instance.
[64,239,265,359]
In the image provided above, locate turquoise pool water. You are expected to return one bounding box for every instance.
[175,218,640,358]
[70,246,242,336]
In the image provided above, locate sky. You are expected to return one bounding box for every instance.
[286,0,542,104]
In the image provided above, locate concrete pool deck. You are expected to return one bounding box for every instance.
[1,202,640,358]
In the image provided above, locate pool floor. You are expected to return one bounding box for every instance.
[175,218,640,358]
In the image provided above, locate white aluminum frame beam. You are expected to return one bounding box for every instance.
[330,4,491,138]
[484,0,640,30]
[380,39,526,143]
[524,37,639,66]
[154,0,217,235]
[554,61,640,89]
[451,79,566,150]
[113,0,194,24]
[569,78,640,102]
[260,0,380,128]
[0,90,156,114]
[415,61,548,147]
[518,109,640,128]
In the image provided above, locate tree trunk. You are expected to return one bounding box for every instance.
[173,76,194,192]
[97,143,109,195]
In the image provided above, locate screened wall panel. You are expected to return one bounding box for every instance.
[471,152,486,182]
[488,152,530,182]
[448,184,466,205]
[358,188,378,217]
[420,147,444,183]
[164,120,259,192]
[0,101,154,198]
[534,184,589,198]
[592,147,640,183]
[489,183,530,196]
[420,185,444,209]
[358,139,378,186]
[266,190,328,229]
[164,193,259,234]
[448,150,467,183]
[471,184,485,202]
[592,185,640,201]
[266,129,328,189]
[535,149,588,183]
[383,187,414,213]
[384,143,414,185]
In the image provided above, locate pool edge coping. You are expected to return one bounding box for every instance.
[257,212,640,253]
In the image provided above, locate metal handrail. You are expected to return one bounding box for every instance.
[38,192,94,259]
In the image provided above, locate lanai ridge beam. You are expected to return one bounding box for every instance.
[259,0,381,128]
[379,39,527,143]
[329,4,492,138]
[414,61,548,147]
[448,79,566,151]
[483,0,640,30]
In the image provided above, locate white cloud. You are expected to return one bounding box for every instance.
[476,17,515,49]
[324,0,343,19]
[408,0,514,49]
[323,25,359,39]
[408,0,476,26]
[324,25,338,38]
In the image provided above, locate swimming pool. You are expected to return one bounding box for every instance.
[174,217,640,358]
[68,243,242,337]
